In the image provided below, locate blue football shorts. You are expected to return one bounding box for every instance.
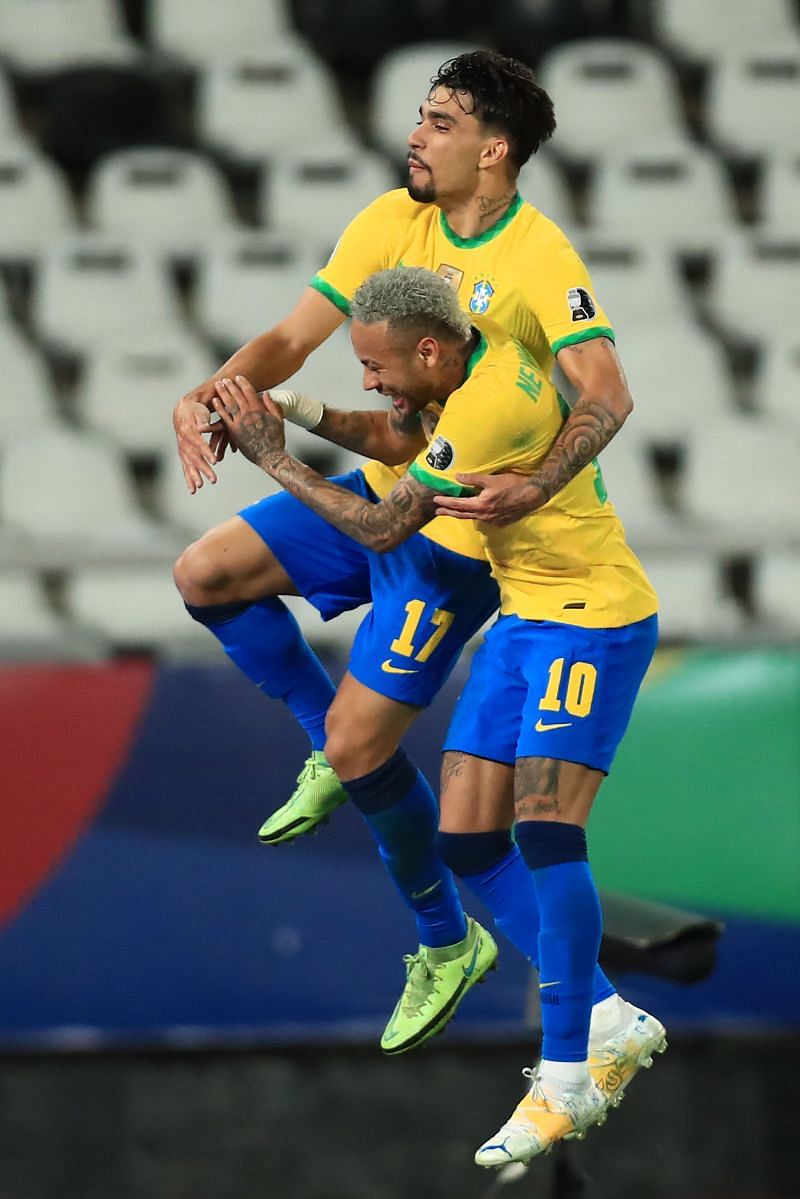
[444,611,659,773]
[239,469,500,707]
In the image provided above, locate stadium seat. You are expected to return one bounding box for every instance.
[707,232,800,349]
[197,49,348,164]
[194,230,322,349]
[32,233,185,356]
[754,551,800,635]
[0,145,75,263]
[652,0,799,66]
[0,427,179,556]
[0,67,27,145]
[575,233,696,339]
[636,551,745,640]
[617,325,734,449]
[78,332,218,458]
[86,148,238,261]
[65,564,216,656]
[0,569,106,660]
[516,154,576,231]
[149,0,294,69]
[371,42,474,163]
[587,143,737,256]
[0,0,139,73]
[0,324,61,429]
[706,42,800,160]
[591,428,681,548]
[680,414,800,547]
[157,445,281,542]
[538,40,688,164]
[756,339,800,435]
[759,155,800,237]
[260,148,397,258]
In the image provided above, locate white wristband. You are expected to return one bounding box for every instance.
[267,389,324,431]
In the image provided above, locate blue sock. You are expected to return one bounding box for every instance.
[438,830,615,1007]
[516,821,603,1063]
[344,748,468,949]
[186,598,335,751]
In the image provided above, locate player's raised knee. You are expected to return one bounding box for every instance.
[173,537,231,605]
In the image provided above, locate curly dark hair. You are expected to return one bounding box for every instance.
[430,50,556,169]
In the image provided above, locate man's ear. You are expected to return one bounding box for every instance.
[417,336,440,366]
[479,135,510,170]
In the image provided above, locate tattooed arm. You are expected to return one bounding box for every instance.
[434,337,632,527]
[302,403,427,467]
[213,375,436,552]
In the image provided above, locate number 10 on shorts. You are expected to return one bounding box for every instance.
[539,657,597,717]
[391,599,455,662]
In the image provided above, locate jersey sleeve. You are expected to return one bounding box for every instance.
[310,190,406,316]
[521,219,615,356]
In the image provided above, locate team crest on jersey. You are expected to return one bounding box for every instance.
[436,264,464,291]
[425,435,455,471]
[567,287,596,322]
[469,279,495,314]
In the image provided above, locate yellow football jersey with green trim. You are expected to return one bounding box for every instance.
[406,318,657,628]
[311,188,614,561]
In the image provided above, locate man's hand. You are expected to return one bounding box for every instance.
[173,382,233,493]
[434,472,548,527]
[212,376,286,468]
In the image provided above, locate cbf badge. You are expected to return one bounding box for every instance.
[469,279,495,314]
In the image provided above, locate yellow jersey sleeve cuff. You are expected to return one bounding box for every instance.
[310,275,351,316]
[408,461,473,496]
[551,325,615,356]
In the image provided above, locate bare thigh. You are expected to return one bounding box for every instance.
[324,671,422,782]
[514,758,605,828]
[174,515,299,606]
[439,750,515,833]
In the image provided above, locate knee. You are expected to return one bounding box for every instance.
[173,538,232,606]
[324,706,401,783]
[437,829,514,879]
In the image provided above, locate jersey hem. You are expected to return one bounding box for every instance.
[310,275,351,316]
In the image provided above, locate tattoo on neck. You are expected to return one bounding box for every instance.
[476,192,515,224]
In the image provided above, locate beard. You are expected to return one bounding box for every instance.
[406,171,436,203]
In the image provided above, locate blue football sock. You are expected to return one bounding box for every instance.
[186,598,335,751]
[516,821,604,1063]
[344,749,468,949]
[438,830,615,1007]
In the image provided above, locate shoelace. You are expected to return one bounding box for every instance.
[399,952,440,1015]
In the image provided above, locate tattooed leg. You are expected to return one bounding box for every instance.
[439,750,514,833]
[514,757,604,827]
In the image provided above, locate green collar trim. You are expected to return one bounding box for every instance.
[464,329,488,379]
[439,193,523,249]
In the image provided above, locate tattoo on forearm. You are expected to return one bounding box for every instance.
[388,407,422,437]
[266,456,436,552]
[528,397,621,503]
[515,757,562,818]
[316,408,376,455]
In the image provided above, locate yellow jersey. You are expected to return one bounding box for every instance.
[311,188,614,561]
[406,317,657,629]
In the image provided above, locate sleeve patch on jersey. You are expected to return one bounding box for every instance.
[425,435,455,471]
[567,286,596,322]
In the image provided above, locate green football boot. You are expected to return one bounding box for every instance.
[380,917,499,1054]
[258,751,348,844]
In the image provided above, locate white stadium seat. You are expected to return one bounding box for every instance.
[653,0,799,66]
[706,42,800,160]
[371,41,473,163]
[32,233,185,355]
[680,414,800,547]
[0,68,28,146]
[0,427,178,557]
[575,234,696,339]
[78,332,218,458]
[157,446,281,542]
[516,154,576,232]
[593,428,682,549]
[86,148,237,261]
[637,551,745,640]
[538,40,687,164]
[194,230,322,348]
[615,325,734,448]
[0,325,61,429]
[756,340,800,435]
[0,145,75,262]
[150,0,294,68]
[66,564,215,656]
[754,551,800,635]
[707,233,800,348]
[197,49,348,164]
[588,143,737,256]
[759,156,800,237]
[260,148,397,257]
[0,0,138,73]
[0,570,105,660]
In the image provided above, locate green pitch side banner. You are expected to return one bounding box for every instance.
[591,649,800,924]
